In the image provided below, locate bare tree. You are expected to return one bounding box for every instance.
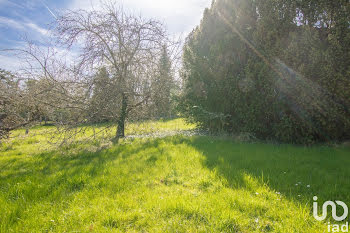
[0,69,23,141]
[0,68,48,141]
[1,39,93,136]
[55,1,168,139]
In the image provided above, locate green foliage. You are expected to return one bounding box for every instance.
[180,0,350,144]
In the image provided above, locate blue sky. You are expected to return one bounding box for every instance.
[0,0,212,71]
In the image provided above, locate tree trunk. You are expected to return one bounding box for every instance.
[116,93,128,139]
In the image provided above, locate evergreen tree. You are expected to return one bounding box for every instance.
[152,45,174,118]
[180,0,350,143]
[88,67,118,123]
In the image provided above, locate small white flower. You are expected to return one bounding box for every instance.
[295,183,298,186]
[307,185,310,188]
[298,195,301,197]
[255,192,259,195]
[255,218,259,223]
[276,192,281,195]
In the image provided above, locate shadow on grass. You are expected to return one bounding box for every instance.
[184,136,350,215]
[0,139,163,202]
[2,135,349,204]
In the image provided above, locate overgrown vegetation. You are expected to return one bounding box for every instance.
[1,122,349,232]
[180,0,350,144]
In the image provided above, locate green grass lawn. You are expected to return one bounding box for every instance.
[0,120,349,232]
